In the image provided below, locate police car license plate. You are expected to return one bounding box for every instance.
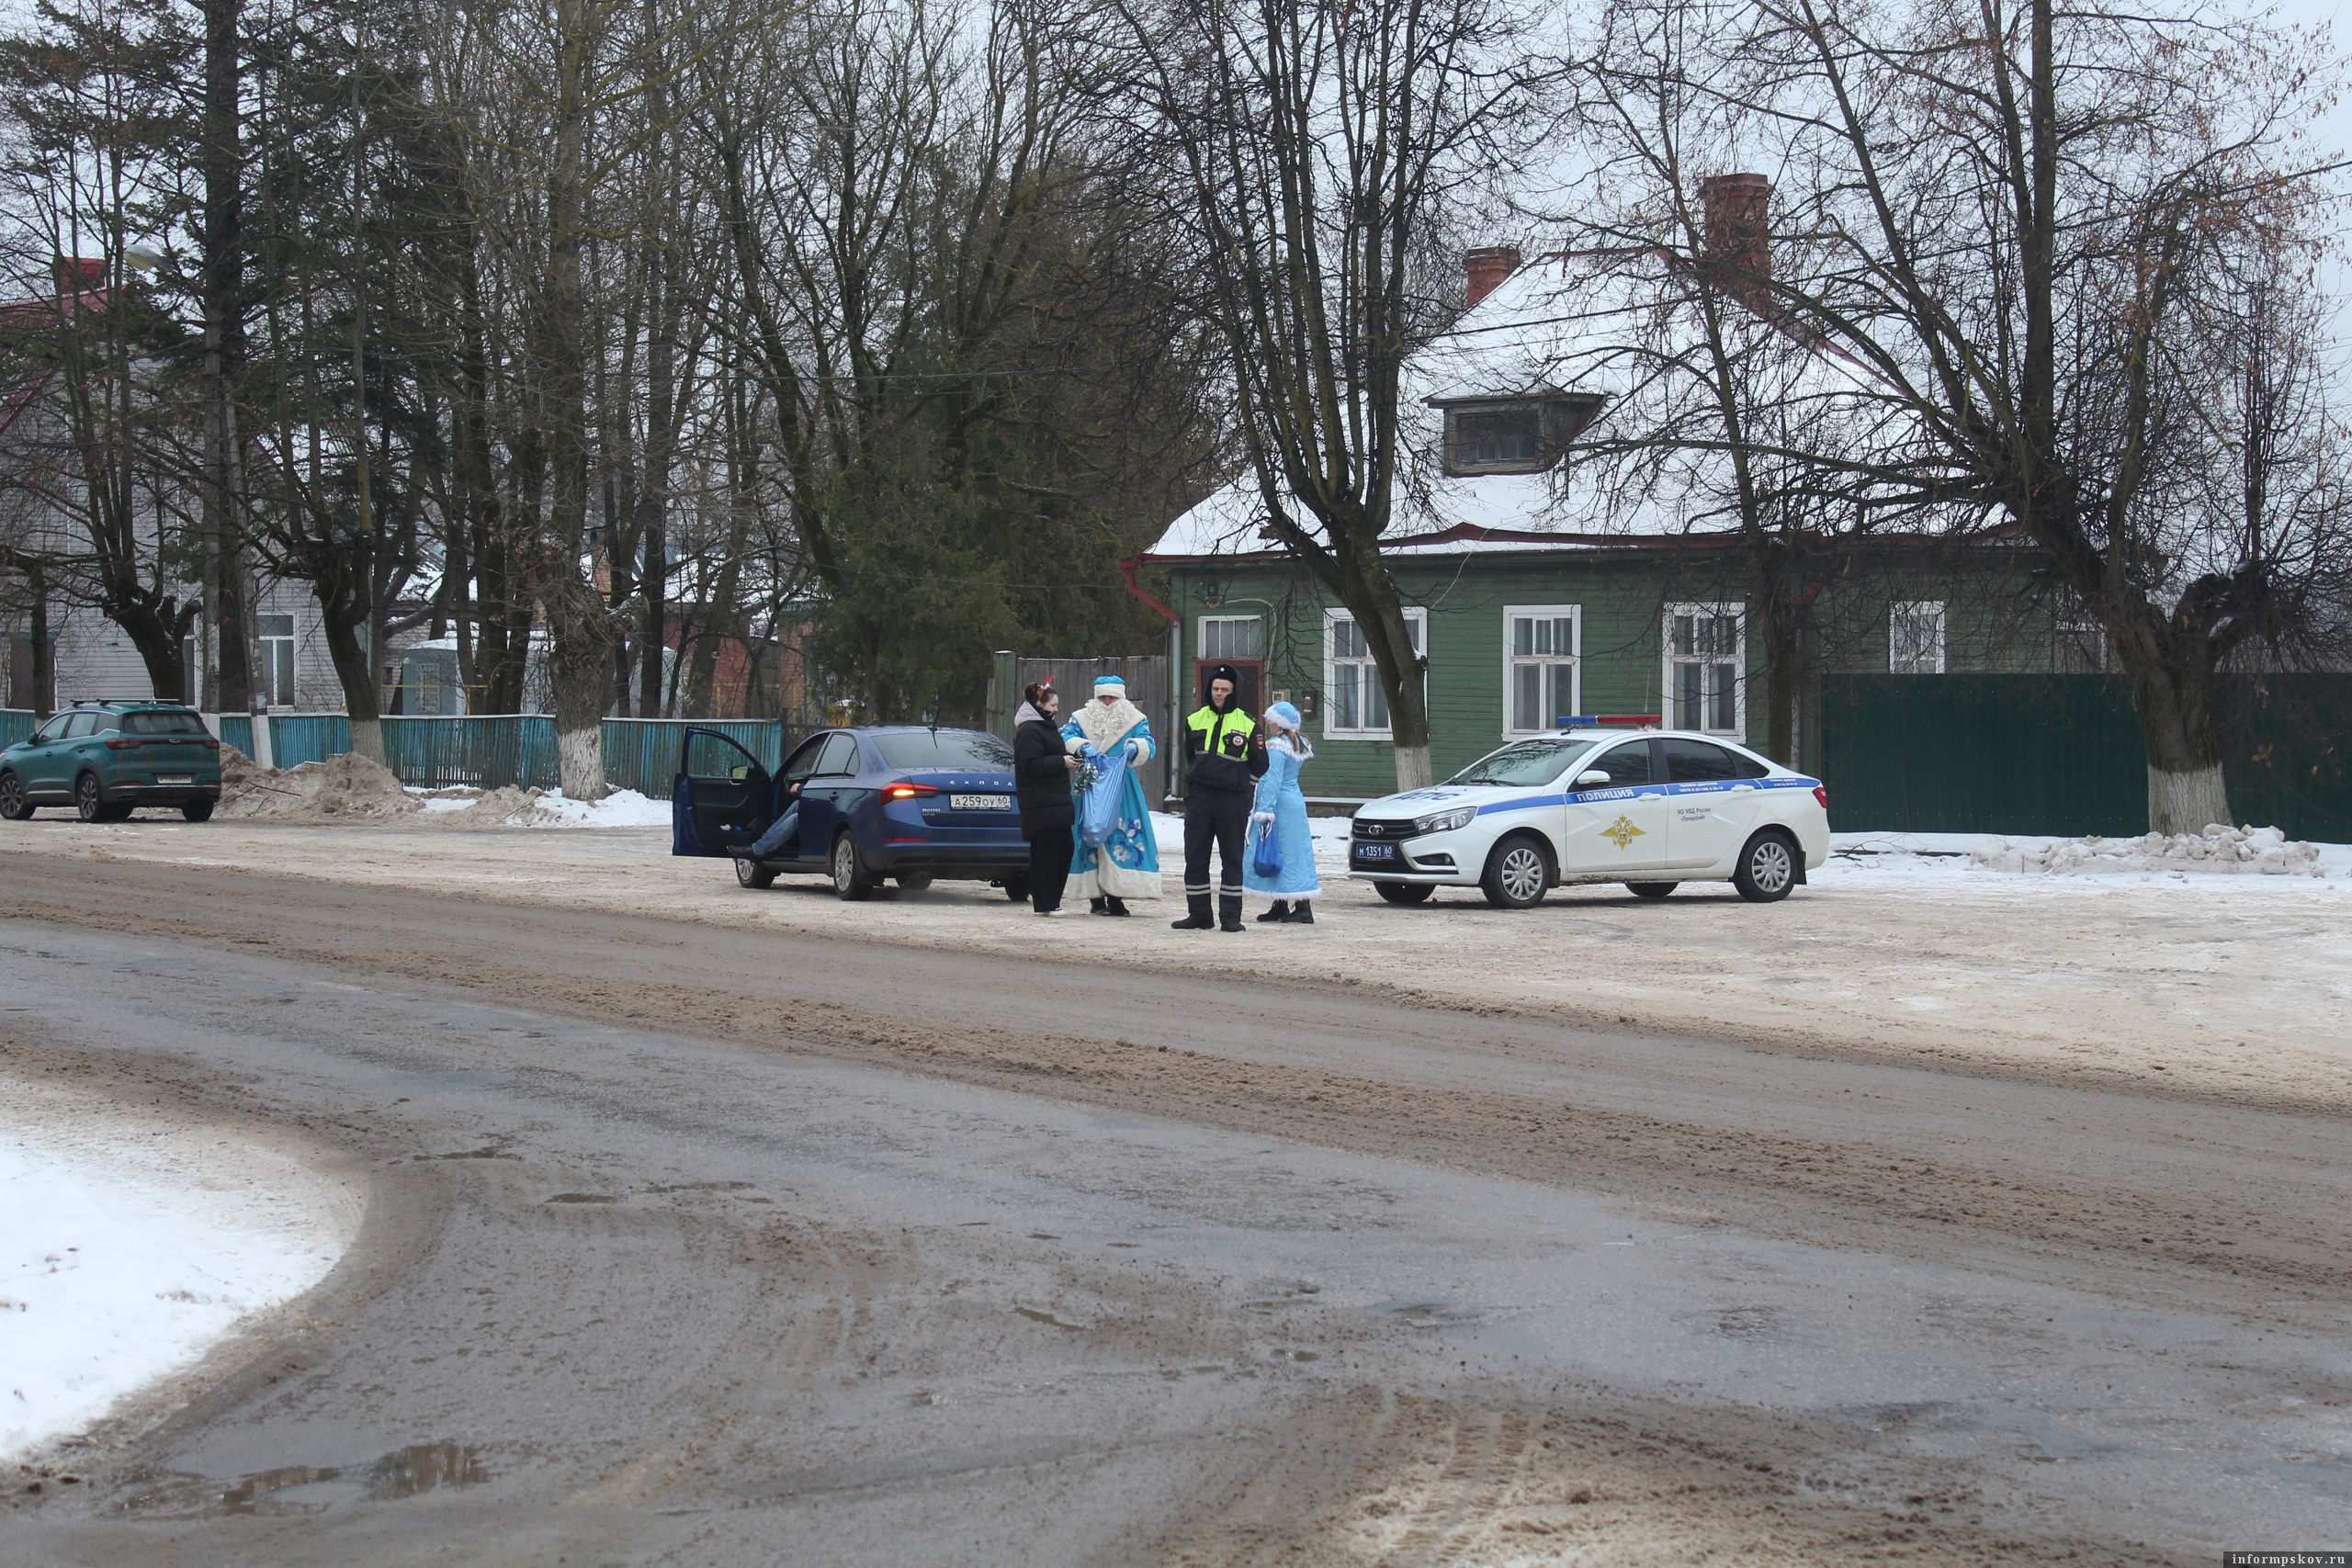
[1355,842,1396,862]
[951,793,1011,811]
[157,774,194,785]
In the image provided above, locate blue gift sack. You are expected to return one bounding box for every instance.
[1251,818,1283,879]
[1080,744,1125,849]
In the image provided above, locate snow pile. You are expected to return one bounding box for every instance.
[220,747,421,822]
[421,784,671,829]
[1971,824,2323,876]
[0,1103,356,1461]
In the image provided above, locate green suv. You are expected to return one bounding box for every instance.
[0,702,225,822]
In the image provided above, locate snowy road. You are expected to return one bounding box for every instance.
[0,859,2347,1563]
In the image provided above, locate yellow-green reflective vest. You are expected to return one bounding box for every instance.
[1184,704,1257,792]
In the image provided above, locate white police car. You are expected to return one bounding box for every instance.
[1349,723,1829,908]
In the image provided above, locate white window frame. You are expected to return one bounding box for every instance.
[257,613,298,709]
[1662,602,1746,739]
[1195,614,1264,663]
[1889,600,1947,674]
[1322,606,1426,739]
[1502,604,1582,736]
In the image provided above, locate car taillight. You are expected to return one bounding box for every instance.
[883,782,941,800]
[105,737,141,750]
[196,736,220,749]
[1813,784,1829,810]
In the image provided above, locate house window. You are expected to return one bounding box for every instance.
[1433,391,1604,477]
[1324,607,1425,738]
[1890,601,1946,674]
[2052,588,2109,673]
[1664,604,1744,737]
[1197,615,1262,661]
[1504,605,1580,734]
[258,614,297,707]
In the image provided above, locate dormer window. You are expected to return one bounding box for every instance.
[1430,391,1604,477]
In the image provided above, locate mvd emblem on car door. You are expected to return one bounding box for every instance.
[1602,814,1646,850]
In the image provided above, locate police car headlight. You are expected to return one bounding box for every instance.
[1412,806,1476,835]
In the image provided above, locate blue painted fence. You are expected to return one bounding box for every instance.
[0,709,806,802]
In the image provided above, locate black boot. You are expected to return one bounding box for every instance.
[1102,896,1129,917]
[1256,901,1291,923]
[1089,897,1107,915]
[1284,900,1314,924]
[1170,893,1214,931]
[1218,893,1245,932]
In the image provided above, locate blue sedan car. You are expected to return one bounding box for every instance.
[671,725,1033,900]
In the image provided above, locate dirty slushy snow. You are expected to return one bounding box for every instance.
[0,1083,360,1461]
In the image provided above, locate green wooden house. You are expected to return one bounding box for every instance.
[1134,209,2067,805]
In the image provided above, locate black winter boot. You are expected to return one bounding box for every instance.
[1284,900,1315,924]
[1218,893,1245,932]
[1170,893,1214,931]
[1102,896,1129,917]
[1089,897,1107,915]
[1255,901,1291,923]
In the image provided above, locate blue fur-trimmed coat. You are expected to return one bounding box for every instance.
[1060,698,1160,899]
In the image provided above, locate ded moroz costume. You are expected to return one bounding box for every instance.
[1060,674,1160,915]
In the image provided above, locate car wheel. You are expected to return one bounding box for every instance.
[0,773,28,821]
[735,856,776,889]
[830,833,874,901]
[181,799,215,823]
[1625,881,1677,899]
[895,871,933,893]
[1373,880,1434,906]
[74,772,106,823]
[1732,830,1799,903]
[1001,874,1031,903]
[1480,833,1552,909]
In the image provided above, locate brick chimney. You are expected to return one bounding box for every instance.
[52,257,106,296]
[1464,245,1521,309]
[1697,174,1771,313]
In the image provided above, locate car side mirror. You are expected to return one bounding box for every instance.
[1573,769,1611,789]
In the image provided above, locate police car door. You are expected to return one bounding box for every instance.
[1660,737,1762,870]
[1557,739,1671,874]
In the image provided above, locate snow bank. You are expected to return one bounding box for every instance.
[412,785,671,829]
[1971,824,2323,877]
[220,748,420,822]
[0,1086,359,1461]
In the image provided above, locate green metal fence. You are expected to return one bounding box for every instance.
[387,716,559,791]
[1819,673,2352,841]
[0,710,32,749]
[602,719,782,800]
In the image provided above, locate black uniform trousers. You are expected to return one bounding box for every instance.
[1026,823,1074,912]
[1183,786,1252,897]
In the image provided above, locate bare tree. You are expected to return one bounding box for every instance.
[1679,0,2349,830]
[1111,0,1564,787]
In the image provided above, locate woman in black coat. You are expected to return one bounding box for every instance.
[1012,682,1079,915]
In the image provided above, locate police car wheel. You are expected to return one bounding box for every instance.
[1625,882,1677,899]
[1373,880,1434,907]
[1001,874,1032,903]
[1480,834,1552,909]
[1733,830,1798,903]
[895,871,933,893]
[735,856,776,890]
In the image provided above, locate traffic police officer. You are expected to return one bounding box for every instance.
[1172,662,1266,932]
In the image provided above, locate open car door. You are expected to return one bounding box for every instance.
[671,728,775,857]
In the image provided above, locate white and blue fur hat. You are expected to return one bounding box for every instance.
[1263,700,1303,730]
[1093,673,1126,695]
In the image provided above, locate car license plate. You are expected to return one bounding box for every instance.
[951,793,1011,811]
[157,774,194,785]
[1355,842,1396,862]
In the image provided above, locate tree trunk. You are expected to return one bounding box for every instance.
[319,608,386,765]
[2114,620,2231,834]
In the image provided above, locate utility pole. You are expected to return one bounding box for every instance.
[200,0,252,717]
